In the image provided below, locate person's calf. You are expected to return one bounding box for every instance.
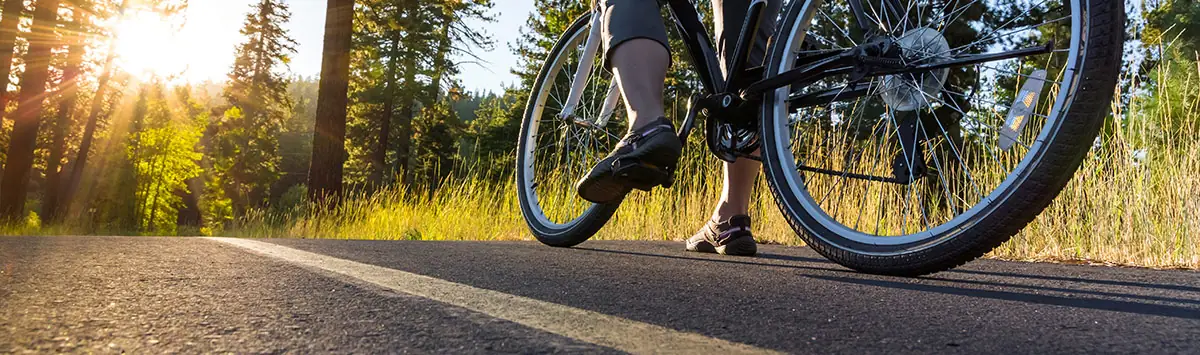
[610,38,669,131]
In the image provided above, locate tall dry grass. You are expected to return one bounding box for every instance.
[230,59,1199,270]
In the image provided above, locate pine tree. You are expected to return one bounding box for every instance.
[0,0,24,119]
[60,0,127,220]
[216,0,297,215]
[308,0,354,207]
[346,0,495,189]
[272,76,317,205]
[511,0,587,89]
[346,0,411,188]
[0,0,61,221]
[42,0,89,222]
[408,0,493,187]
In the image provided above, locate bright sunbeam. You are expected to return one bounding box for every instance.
[112,10,189,81]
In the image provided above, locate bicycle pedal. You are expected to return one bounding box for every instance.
[612,158,673,191]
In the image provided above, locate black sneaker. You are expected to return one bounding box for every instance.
[685,215,758,256]
[576,117,682,204]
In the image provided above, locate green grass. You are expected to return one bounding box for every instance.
[227,124,1199,269]
[228,60,1200,270]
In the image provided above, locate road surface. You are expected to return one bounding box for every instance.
[1,236,1198,353]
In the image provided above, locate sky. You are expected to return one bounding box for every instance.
[117,1,535,94]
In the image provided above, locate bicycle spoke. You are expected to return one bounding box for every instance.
[923,87,1037,151]
[947,14,1068,57]
[904,81,986,201]
[935,0,984,35]
[818,7,860,47]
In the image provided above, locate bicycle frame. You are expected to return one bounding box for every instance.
[557,0,1053,159]
[556,0,770,151]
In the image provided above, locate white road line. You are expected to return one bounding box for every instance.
[206,237,782,354]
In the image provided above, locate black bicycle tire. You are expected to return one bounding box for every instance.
[516,12,621,248]
[760,0,1125,276]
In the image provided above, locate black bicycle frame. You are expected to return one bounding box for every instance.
[661,0,1049,102]
[663,0,889,97]
[663,0,726,95]
[660,0,1051,165]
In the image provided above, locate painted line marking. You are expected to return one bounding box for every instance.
[205,237,781,354]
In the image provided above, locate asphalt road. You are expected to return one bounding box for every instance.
[1,236,1198,354]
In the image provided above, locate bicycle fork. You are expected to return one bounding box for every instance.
[558,14,622,130]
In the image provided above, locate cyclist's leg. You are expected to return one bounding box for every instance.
[709,0,783,222]
[688,0,784,255]
[576,0,682,204]
[600,0,671,131]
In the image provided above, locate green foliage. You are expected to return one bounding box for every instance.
[216,0,298,214]
[1141,0,1200,146]
[512,0,588,89]
[465,89,523,177]
[344,0,495,188]
[1145,0,1200,54]
[274,76,317,205]
[129,121,203,233]
[126,83,204,233]
[411,100,465,188]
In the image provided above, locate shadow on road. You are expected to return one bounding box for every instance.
[575,247,1200,320]
[948,268,1200,293]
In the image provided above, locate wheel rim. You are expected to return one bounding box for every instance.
[521,18,626,228]
[769,0,1084,248]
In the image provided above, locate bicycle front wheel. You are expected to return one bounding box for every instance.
[516,13,627,247]
[760,0,1124,275]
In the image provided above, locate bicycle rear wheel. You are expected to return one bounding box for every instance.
[516,13,626,247]
[760,0,1124,275]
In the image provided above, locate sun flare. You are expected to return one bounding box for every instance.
[112,10,190,81]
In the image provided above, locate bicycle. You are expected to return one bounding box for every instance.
[515,0,1124,276]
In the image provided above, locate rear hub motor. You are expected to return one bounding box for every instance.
[881,27,951,111]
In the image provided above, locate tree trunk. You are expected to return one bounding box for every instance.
[403,4,454,188]
[426,5,453,106]
[370,31,401,188]
[127,88,147,230]
[307,0,354,207]
[0,0,60,221]
[59,1,125,217]
[42,7,85,223]
[0,0,25,120]
[61,50,114,217]
[394,63,416,187]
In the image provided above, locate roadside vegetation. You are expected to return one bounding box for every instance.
[0,1,1195,269]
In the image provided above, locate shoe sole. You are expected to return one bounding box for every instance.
[686,238,756,256]
[578,159,676,204]
[577,173,632,204]
[716,242,757,256]
[685,241,717,253]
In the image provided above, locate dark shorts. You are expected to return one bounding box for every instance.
[598,0,784,74]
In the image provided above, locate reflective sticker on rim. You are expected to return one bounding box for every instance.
[1001,69,1048,150]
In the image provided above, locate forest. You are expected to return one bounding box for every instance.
[0,0,1196,268]
[0,0,509,234]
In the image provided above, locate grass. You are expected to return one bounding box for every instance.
[228,136,1198,270]
[229,122,1199,269]
[229,56,1200,270]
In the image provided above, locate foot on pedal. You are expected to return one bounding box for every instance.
[576,117,682,204]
